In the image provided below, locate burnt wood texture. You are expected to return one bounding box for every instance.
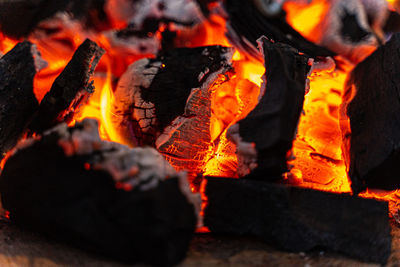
[224,0,334,58]
[204,177,391,264]
[29,39,104,134]
[341,33,400,193]
[143,46,231,135]
[0,124,197,266]
[0,0,108,38]
[112,45,232,147]
[0,42,39,159]
[238,38,309,180]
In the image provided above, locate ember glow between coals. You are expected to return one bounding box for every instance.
[1,1,399,217]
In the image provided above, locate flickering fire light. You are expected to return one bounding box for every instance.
[0,0,399,219]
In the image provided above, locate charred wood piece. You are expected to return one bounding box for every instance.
[0,0,108,39]
[341,33,400,193]
[112,46,233,179]
[317,0,388,63]
[228,37,309,179]
[112,45,233,147]
[0,119,198,266]
[224,0,334,58]
[106,0,204,32]
[29,39,104,134]
[204,177,391,264]
[0,42,45,159]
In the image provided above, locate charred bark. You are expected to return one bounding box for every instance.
[341,33,400,193]
[29,39,104,134]
[204,177,391,264]
[0,42,41,159]
[224,0,334,58]
[228,37,309,179]
[0,119,198,266]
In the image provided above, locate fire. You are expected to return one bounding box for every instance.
[0,1,399,218]
[290,69,352,193]
[0,34,18,54]
[284,0,329,43]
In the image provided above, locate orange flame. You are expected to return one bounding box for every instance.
[0,1,398,217]
[284,0,330,43]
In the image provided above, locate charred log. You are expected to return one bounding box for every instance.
[341,33,400,193]
[204,177,391,264]
[0,119,198,266]
[224,0,334,58]
[228,37,309,179]
[0,42,44,159]
[29,39,104,134]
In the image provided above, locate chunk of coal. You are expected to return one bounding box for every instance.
[316,0,387,63]
[224,0,334,58]
[0,0,108,39]
[112,46,233,179]
[228,37,309,179]
[204,177,391,264]
[0,42,45,159]
[341,33,400,193]
[0,119,198,266]
[29,39,104,134]
[106,0,204,31]
[111,45,233,146]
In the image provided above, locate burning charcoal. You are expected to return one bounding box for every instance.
[203,177,391,264]
[317,0,388,63]
[112,46,233,146]
[341,33,400,193]
[253,0,312,17]
[0,0,108,39]
[29,39,105,134]
[0,119,199,266]
[227,37,309,179]
[111,46,233,178]
[105,0,204,31]
[105,26,160,56]
[224,0,334,58]
[104,0,206,54]
[0,42,47,159]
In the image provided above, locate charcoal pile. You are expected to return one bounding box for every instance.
[0,0,400,266]
[0,119,199,265]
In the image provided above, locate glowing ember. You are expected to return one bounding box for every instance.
[0,0,399,218]
[284,0,329,43]
[290,69,352,193]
